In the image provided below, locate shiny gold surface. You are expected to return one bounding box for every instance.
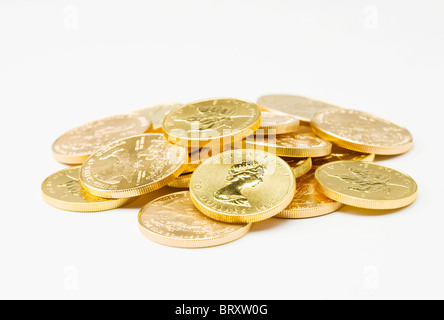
[315,161,418,210]
[258,111,300,135]
[168,172,193,188]
[132,103,182,132]
[277,169,343,219]
[311,144,375,167]
[245,131,332,158]
[162,98,261,148]
[281,157,312,178]
[52,114,152,164]
[41,166,132,212]
[138,191,252,248]
[190,149,296,223]
[311,108,413,155]
[257,94,341,124]
[80,134,188,198]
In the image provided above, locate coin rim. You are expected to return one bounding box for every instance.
[137,191,252,248]
[189,149,297,223]
[258,111,300,135]
[314,160,418,210]
[80,133,188,199]
[161,98,262,148]
[311,108,413,155]
[41,166,132,212]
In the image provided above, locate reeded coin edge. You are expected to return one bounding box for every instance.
[245,140,332,158]
[276,201,344,219]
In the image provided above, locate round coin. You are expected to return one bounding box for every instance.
[311,108,413,155]
[245,131,332,158]
[281,157,312,178]
[52,114,152,164]
[311,144,375,167]
[276,169,343,219]
[162,98,261,148]
[41,166,132,212]
[257,94,341,124]
[80,133,188,198]
[132,103,182,133]
[138,191,252,248]
[258,111,300,135]
[314,161,418,210]
[190,149,296,223]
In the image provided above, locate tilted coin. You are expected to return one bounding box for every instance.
[311,144,375,167]
[52,114,152,165]
[80,133,188,198]
[132,103,182,133]
[315,161,418,210]
[41,166,132,212]
[257,94,341,124]
[276,169,343,219]
[245,130,332,158]
[138,191,252,248]
[311,108,413,155]
[162,98,261,148]
[190,149,296,223]
[168,172,193,189]
[258,111,300,135]
[281,157,312,178]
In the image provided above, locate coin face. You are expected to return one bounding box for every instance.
[138,191,252,248]
[132,103,182,132]
[80,134,188,198]
[257,94,340,124]
[162,98,261,148]
[311,144,375,167]
[41,166,131,212]
[52,114,152,164]
[276,169,343,219]
[315,161,418,210]
[281,157,312,178]
[258,111,300,135]
[190,149,296,223]
[245,131,332,158]
[311,108,413,155]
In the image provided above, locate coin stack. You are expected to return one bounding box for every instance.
[42,95,418,248]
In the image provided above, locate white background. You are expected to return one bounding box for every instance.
[0,0,443,300]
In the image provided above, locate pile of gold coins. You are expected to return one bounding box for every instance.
[42,95,418,248]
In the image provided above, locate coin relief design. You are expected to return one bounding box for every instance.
[311,108,413,155]
[80,134,188,198]
[162,98,262,147]
[41,167,131,212]
[190,149,296,223]
[315,161,418,209]
[257,94,340,123]
[52,114,152,164]
[276,170,343,219]
[138,191,252,248]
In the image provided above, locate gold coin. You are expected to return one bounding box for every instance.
[244,130,332,158]
[41,166,132,212]
[311,144,375,167]
[314,161,418,210]
[168,172,193,188]
[281,157,312,178]
[138,191,252,248]
[52,114,152,165]
[132,103,182,133]
[258,111,300,135]
[190,149,296,223]
[80,133,188,198]
[311,108,413,155]
[257,94,341,124]
[277,169,343,219]
[162,98,262,148]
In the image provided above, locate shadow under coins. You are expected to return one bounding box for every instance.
[119,186,186,209]
[338,205,406,217]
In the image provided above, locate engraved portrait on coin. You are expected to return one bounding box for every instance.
[213,161,265,207]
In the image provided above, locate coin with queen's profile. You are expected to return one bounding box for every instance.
[190,149,296,223]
